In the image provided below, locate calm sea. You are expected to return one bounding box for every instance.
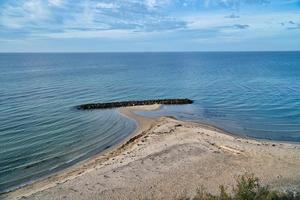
[0,52,300,192]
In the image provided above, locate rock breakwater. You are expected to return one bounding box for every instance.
[77,99,193,110]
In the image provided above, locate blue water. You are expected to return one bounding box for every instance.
[0,52,300,193]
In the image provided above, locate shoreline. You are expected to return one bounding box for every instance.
[3,105,300,199]
[1,105,161,199]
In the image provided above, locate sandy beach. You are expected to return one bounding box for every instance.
[3,105,300,200]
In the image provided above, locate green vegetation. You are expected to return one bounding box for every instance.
[179,174,300,200]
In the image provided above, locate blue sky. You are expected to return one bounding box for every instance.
[0,0,299,52]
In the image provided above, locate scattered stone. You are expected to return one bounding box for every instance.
[175,124,183,127]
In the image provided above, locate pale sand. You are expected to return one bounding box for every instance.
[3,105,300,200]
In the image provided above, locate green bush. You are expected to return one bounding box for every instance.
[180,174,300,200]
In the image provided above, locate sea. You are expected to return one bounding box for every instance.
[0,52,300,193]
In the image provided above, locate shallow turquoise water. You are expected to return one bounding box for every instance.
[0,52,300,192]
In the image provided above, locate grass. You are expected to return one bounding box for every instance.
[178,174,300,200]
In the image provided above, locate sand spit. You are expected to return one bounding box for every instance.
[3,105,300,200]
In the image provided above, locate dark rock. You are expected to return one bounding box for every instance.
[76,98,193,110]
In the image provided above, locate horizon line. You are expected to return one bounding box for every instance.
[0,50,300,54]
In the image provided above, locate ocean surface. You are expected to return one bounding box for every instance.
[0,52,300,193]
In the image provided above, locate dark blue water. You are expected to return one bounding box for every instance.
[0,52,300,193]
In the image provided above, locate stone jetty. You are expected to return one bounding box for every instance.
[77,98,193,110]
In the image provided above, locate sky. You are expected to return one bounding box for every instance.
[0,0,299,52]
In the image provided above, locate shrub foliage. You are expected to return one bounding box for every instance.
[180,174,300,200]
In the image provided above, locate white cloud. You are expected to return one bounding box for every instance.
[203,0,269,9]
[0,0,50,29]
[96,2,118,9]
[144,0,170,9]
[145,0,158,8]
[183,11,300,43]
[48,0,65,7]
[185,11,299,29]
[37,29,163,39]
[0,0,299,44]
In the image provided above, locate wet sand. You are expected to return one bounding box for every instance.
[3,105,300,200]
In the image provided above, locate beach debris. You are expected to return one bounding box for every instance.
[219,145,243,155]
